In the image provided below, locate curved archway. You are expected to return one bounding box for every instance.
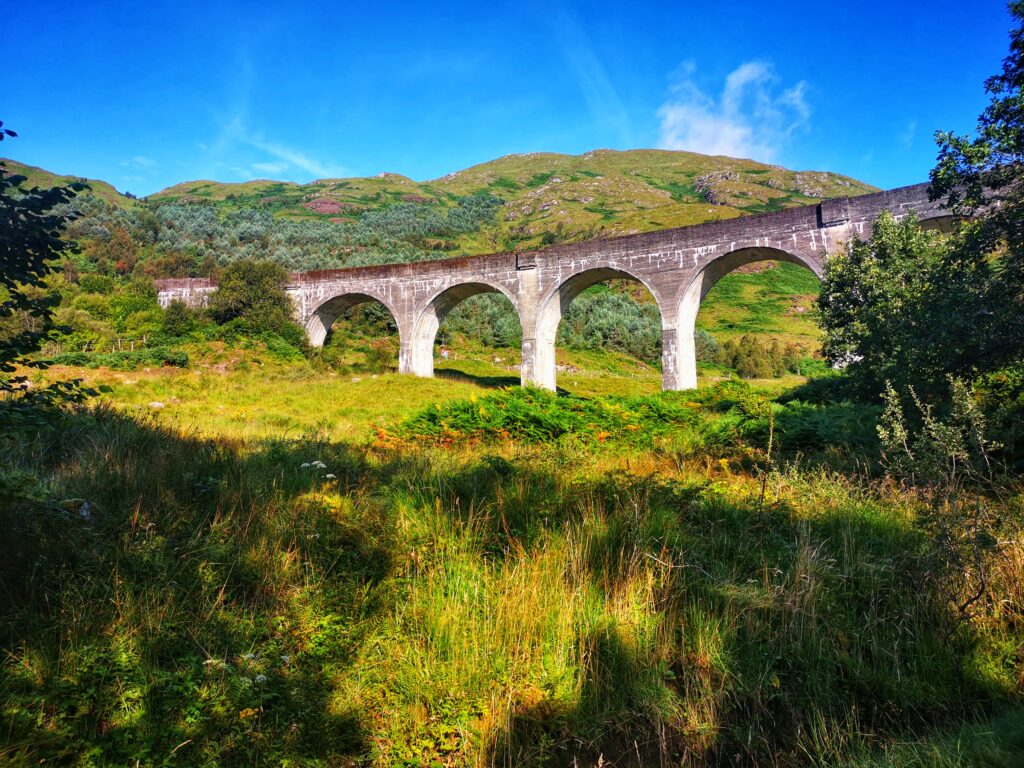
[675,246,821,389]
[306,292,402,372]
[305,292,401,347]
[406,281,523,378]
[529,268,670,391]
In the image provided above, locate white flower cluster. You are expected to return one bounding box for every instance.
[300,460,337,481]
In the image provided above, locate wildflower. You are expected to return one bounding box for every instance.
[312,460,327,469]
[254,674,268,684]
[242,652,256,660]
[300,462,311,469]
[325,473,337,479]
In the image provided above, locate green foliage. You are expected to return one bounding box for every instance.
[53,346,189,370]
[439,293,523,348]
[818,213,956,394]
[0,121,94,421]
[0,121,84,386]
[161,299,198,337]
[878,379,1007,639]
[208,260,305,348]
[715,333,809,378]
[399,387,701,446]
[972,362,1024,466]
[77,273,115,294]
[557,287,663,362]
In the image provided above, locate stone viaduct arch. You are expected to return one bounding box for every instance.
[304,290,401,349]
[405,280,523,378]
[530,267,670,392]
[674,245,823,389]
[156,182,947,391]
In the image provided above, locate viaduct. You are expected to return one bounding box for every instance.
[156,183,949,391]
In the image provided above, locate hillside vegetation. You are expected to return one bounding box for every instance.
[146,149,875,253]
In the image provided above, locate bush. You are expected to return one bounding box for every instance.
[161,300,198,337]
[53,346,189,370]
[78,273,115,294]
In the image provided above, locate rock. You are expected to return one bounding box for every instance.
[78,500,93,521]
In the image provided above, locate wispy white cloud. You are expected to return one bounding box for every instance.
[657,61,810,161]
[251,161,289,175]
[899,119,917,148]
[121,155,158,172]
[204,113,346,180]
[550,5,632,144]
[242,134,344,178]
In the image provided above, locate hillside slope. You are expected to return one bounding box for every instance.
[1,158,139,209]
[147,148,877,254]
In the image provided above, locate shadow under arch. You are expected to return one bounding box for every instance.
[675,246,822,390]
[305,292,402,349]
[532,267,669,391]
[917,213,958,234]
[407,281,523,377]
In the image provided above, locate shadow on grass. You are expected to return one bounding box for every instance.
[2,403,1021,766]
[436,365,521,389]
[0,406,384,765]
[482,469,1022,766]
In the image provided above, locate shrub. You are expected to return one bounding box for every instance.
[53,346,189,370]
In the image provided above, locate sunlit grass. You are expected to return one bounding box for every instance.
[3,357,1021,766]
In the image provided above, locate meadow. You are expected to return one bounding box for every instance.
[2,348,1022,767]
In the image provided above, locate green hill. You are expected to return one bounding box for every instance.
[0,158,140,209]
[147,148,877,254]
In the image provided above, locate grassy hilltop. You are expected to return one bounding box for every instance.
[148,149,877,254]
[0,158,142,210]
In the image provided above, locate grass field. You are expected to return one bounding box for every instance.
[2,352,1022,767]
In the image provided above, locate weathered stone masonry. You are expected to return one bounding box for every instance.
[156,183,949,390]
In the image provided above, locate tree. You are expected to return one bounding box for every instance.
[929,1,1024,371]
[207,259,303,340]
[0,120,85,395]
[818,212,958,394]
[162,300,197,337]
[819,4,1024,395]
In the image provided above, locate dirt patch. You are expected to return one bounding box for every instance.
[785,294,818,315]
[731,261,778,275]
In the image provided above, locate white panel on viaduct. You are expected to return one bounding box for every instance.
[156,183,950,391]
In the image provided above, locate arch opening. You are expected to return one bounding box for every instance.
[408,282,523,382]
[677,247,823,389]
[918,214,958,234]
[531,268,668,394]
[307,293,401,374]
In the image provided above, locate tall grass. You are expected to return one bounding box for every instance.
[1,376,1022,766]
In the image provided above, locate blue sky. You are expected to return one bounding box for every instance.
[3,1,1014,196]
